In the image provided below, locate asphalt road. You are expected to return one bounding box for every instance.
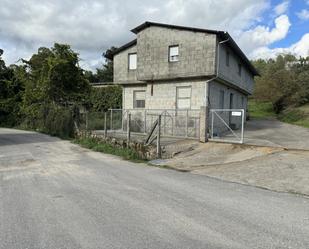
[0,128,309,249]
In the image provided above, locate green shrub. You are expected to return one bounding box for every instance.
[43,106,74,138]
[74,136,145,161]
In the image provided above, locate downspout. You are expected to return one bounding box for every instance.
[204,34,230,107]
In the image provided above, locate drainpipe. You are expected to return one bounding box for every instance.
[204,34,230,107]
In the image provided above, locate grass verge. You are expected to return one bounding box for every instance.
[248,100,276,119]
[249,100,309,129]
[73,136,147,162]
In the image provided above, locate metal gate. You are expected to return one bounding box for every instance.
[209,109,245,144]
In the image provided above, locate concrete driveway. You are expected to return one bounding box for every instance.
[1,128,309,249]
[245,118,309,150]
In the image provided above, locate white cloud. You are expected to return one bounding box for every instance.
[251,33,309,59]
[238,15,291,54]
[0,0,269,69]
[297,9,309,20]
[274,1,289,15]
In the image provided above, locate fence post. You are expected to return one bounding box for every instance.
[127,113,131,147]
[110,109,113,131]
[199,106,209,142]
[144,109,147,133]
[86,111,89,130]
[104,112,107,138]
[185,109,188,137]
[157,115,161,158]
[241,109,245,144]
[211,110,214,139]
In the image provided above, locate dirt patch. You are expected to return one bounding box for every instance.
[157,142,283,171]
[152,142,309,196]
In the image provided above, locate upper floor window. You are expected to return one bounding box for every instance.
[128,53,137,70]
[133,90,145,108]
[169,45,179,62]
[238,63,242,76]
[226,50,230,67]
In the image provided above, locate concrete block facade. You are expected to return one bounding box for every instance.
[122,80,205,110]
[114,45,141,84]
[136,26,217,81]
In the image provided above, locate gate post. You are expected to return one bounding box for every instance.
[199,106,209,143]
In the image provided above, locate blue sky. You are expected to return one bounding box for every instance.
[0,0,308,70]
[268,0,309,48]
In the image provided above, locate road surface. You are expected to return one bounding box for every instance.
[0,128,308,249]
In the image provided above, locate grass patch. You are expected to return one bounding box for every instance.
[278,107,309,128]
[248,100,276,119]
[73,136,147,162]
[248,100,309,129]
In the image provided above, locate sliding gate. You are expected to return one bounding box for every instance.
[209,109,245,144]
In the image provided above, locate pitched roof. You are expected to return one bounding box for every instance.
[109,21,259,76]
[105,39,137,60]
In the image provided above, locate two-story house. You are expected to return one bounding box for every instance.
[107,21,259,141]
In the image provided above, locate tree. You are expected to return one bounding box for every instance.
[0,50,26,125]
[252,54,309,113]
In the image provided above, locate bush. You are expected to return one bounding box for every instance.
[74,136,146,161]
[43,106,74,138]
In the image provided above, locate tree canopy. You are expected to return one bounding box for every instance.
[252,54,309,113]
[0,44,121,137]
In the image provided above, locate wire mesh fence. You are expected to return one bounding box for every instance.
[81,109,201,139]
[209,109,245,144]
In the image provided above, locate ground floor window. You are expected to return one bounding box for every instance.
[176,86,191,109]
[133,90,146,108]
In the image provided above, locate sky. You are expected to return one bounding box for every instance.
[0,0,308,71]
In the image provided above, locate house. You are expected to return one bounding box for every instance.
[106,21,259,141]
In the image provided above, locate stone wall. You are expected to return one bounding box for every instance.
[77,131,158,160]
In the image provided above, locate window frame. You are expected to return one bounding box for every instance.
[128,53,137,70]
[168,45,179,62]
[176,86,192,110]
[133,90,146,109]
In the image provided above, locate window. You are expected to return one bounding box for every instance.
[133,90,145,108]
[128,53,137,70]
[226,50,230,67]
[219,90,225,109]
[169,45,179,62]
[176,86,191,109]
[238,63,242,76]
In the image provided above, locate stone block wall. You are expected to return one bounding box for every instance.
[136,26,217,81]
[123,79,205,110]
